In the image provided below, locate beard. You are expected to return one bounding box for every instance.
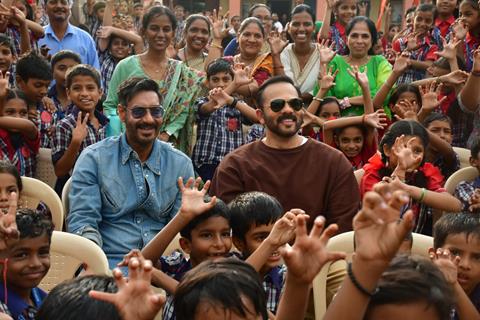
[264,112,303,138]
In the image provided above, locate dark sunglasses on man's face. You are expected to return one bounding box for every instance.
[127,106,165,119]
[269,98,304,112]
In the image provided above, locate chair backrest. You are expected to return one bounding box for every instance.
[39,231,110,292]
[21,177,63,231]
[61,177,72,218]
[354,169,365,187]
[444,167,479,195]
[34,148,57,189]
[312,231,433,319]
[453,147,471,169]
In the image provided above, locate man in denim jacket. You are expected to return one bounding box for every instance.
[67,77,195,268]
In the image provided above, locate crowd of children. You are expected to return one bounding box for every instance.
[0,0,480,319]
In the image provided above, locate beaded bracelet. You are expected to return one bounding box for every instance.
[347,262,379,297]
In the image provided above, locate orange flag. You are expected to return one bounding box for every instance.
[376,0,388,30]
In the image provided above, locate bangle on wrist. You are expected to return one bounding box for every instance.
[347,262,379,297]
[230,97,238,108]
[210,43,222,49]
[313,96,323,103]
[418,187,426,203]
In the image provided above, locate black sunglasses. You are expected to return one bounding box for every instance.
[269,98,304,112]
[127,106,164,119]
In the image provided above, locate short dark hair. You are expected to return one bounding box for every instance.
[0,34,14,54]
[366,254,454,320]
[180,197,230,240]
[16,51,52,82]
[422,112,452,130]
[0,160,22,191]
[229,192,283,241]
[433,213,480,248]
[174,258,268,320]
[256,75,302,108]
[16,209,54,241]
[406,6,417,16]
[65,64,101,89]
[206,58,234,79]
[471,138,480,159]
[36,275,120,320]
[117,77,162,106]
[142,5,177,32]
[291,4,315,22]
[50,50,81,69]
[317,96,341,116]
[346,16,378,56]
[416,3,438,20]
[93,1,105,14]
[389,84,421,107]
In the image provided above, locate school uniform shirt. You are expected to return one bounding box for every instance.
[99,51,118,97]
[448,96,474,148]
[464,32,480,72]
[329,139,378,171]
[192,97,246,168]
[0,286,46,320]
[328,21,347,56]
[453,284,480,319]
[432,16,455,48]
[454,176,480,212]
[0,129,39,177]
[37,98,72,149]
[392,36,438,84]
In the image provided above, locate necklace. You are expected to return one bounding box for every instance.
[182,47,205,69]
[141,55,168,77]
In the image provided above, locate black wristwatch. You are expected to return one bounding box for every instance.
[230,97,238,108]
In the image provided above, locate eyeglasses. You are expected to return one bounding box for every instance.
[126,105,164,119]
[269,98,304,112]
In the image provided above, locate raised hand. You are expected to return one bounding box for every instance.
[42,96,57,114]
[0,192,19,250]
[392,51,411,75]
[317,39,336,64]
[364,109,388,129]
[406,32,420,51]
[90,255,165,320]
[353,188,414,267]
[358,1,368,16]
[208,87,231,110]
[96,26,114,39]
[72,111,89,144]
[392,99,418,121]
[209,8,228,40]
[0,70,10,98]
[452,18,468,40]
[436,36,462,61]
[268,31,288,55]
[439,70,469,85]
[318,64,338,90]
[178,177,216,220]
[232,63,254,87]
[392,135,423,172]
[347,65,369,89]
[265,210,298,248]
[429,248,459,285]
[117,248,143,268]
[280,214,346,285]
[420,82,445,111]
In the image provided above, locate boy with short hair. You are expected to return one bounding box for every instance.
[454,138,480,212]
[0,34,15,88]
[192,58,257,181]
[0,209,54,319]
[432,213,480,315]
[139,177,232,320]
[393,4,438,84]
[229,191,295,314]
[51,64,107,194]
[48,50,81,114]
[15,51,54,148]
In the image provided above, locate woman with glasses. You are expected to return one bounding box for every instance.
[316,16,392,117]
[103,5,204,154]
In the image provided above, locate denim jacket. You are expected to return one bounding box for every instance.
[67,134,195,268]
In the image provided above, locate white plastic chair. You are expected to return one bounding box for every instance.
[39,231,110,292]
[354,168,365,187]
[61,177,72,218]
[34,148,57,189]
[453,147,471,169]
[21,177,63,231]
[312,231,433,319]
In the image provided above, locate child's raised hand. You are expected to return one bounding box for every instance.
[72,111,89,144]
[0,70,10,98]
[452,18,468,41]
[347,65,369,89]
[439,70,469,86]
[317,39,336,64]
[265,210,298,248]
[267,30,288,55]
[429,248,460,285]
[280,214,346,285]
[96,26,114,39]
[393,99,418,121]
[318,64,338,90]
[392,51,411,75]
[364,109,388,129]
[178,177,216,220]
[406,32,420,51]
[208,88,232,110]
[0,192,19,251]
[117,248,143,267]
[392,135,423,172]
[435,36,462,61]
[353,188,414,266]
[420,82,446,112]
[209,8,227,40]
[90,255,165,320]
